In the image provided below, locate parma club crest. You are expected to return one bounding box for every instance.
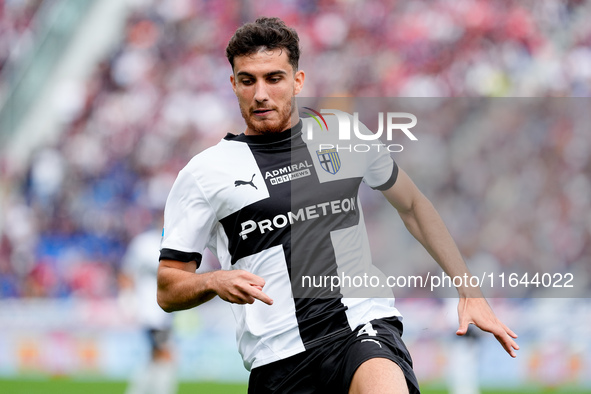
[316,148,341,174]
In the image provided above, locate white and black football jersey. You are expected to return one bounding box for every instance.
[160,115,402,370]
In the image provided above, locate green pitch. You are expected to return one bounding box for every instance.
[0,379,248,394]
[0,379,588,394]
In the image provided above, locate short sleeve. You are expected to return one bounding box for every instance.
[359,123,399,190]
[159,167,216,267]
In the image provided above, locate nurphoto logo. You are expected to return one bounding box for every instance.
[303,108,418,152]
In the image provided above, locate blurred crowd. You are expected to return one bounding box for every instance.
[0,0,38,67]
[0,0,590,298]
[0,0,42,98]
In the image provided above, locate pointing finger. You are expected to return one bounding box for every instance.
[251,287,273,305]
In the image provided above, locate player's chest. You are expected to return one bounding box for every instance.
[199,144,363,220]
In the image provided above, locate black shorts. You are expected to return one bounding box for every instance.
[248,316,420,394]
[147,328,171,352]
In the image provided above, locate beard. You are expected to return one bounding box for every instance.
[240,100,294,135]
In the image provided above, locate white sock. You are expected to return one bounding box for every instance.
[149,360,177,394]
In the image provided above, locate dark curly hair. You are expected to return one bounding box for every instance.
[226,17,301,72]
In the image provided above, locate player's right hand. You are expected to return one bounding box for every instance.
[211,269,274,306]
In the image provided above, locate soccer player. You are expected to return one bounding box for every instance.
[156,17,518,393]
[120,225,177,394]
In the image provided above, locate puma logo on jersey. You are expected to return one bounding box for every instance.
[235,174,257,190]
[361,339,382,348]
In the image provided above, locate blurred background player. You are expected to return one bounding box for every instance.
[119,215,177,394]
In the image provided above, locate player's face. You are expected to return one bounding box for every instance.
[231,49,305,135]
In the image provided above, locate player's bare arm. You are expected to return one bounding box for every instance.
[382,168,519,357]
[157,260,273,312]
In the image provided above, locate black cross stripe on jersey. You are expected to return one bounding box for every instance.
[219,133,362,348]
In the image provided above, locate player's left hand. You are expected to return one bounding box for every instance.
[456,297,519,358]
